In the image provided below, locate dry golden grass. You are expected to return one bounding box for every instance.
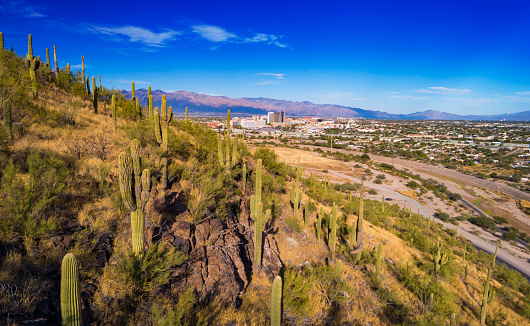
[270,147,350,171]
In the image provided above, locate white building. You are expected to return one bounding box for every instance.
[267,112,274,124]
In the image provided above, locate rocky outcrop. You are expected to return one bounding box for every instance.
[150,189,283,305]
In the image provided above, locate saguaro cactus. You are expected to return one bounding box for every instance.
[54,45,58,75]
[242,163,247,191]
[135,97,140,118]
[66,63,70,77]
[46,48,51,72]
[217,134,224,167]
[232,134,238,165]
[98,74,102,92]
[153,94,173,189]
[61,253,82,326]
[185,106,188,121]
[290,158,302,219]
[463,243,468,281]
[112,95,117,130]
[92,76,97,114]
[330,203,338,261]
[225,131,230,170]
[450,313,456,326]
[480,241,499,325]
[375,243,382,282]
[131,81,135,102]
[317,206,323,240]
[335,260,342,281]
[29,56,40,98]
[81,55,85,84]
[118,140,151,258]
[251,200,270,269]
[271,276,282,326]
[351,182,364,254]
[0,32,3,49]
[433,242,449,275]
[27,34,33,60]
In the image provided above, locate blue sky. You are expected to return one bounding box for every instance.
[2,0,530,115]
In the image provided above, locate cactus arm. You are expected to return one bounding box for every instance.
[118,153,136,211]
[112,95,117,130]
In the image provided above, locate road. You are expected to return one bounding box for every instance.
[297,144,530,202]
[326,169,530,281]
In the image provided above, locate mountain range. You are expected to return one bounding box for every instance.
[123,89,530,121]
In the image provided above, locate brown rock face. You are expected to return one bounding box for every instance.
[151,190,283,304]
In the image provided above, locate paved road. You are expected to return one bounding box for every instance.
[326,169,530,281]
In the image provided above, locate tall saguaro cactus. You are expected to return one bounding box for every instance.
[375,243,382,282]
[153,94,173,189]
[54,45,58,75]
[118,140,151,258]
[185,106,188,121]
[251,199,270,269]
[480,241,499,325]
[111,95,117,130]
[290,158,302,219]
[217,134,224,167]
[242,163,247,191]
[433,242,449,275]
[0,32,3,50]
[351,182,364,254]
[46,48,51,72]
[329,203,338,261]
[81,55,85,85]
[131,81,135,102]
[271,276,282,326]
[61,253,82,326]
[335,260,342,281]
[317,206,323,240]
[92,76,97,114]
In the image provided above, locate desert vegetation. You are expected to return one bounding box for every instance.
[0,32,529,325]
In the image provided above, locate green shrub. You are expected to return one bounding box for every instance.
[0,151,67,239]
[468,216,498,232]
[502,231,517,242]
[406,180,419,189]
[492,215,508,224]
[435,212,450,222]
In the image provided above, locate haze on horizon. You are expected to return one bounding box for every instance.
[2,0,530,115]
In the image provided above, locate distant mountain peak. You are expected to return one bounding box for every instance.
[123,89,530,120]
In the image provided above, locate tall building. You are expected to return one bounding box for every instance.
[267,112,274,124]
[274,113,278,123]
[279,111,285,123]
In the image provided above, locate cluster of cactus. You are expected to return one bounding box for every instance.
[118,139,151,257]
[290,158,302,219]
[61,253,82,326]
[350,182,364,254]
[480,241,499,325]
[329,203,338,261]
[153,94,173,189]
[375,243,382,282]
[271,276,282,326]
[433,242,449,275]
[25,35,40,98]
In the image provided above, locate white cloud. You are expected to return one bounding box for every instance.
[445,97,500,107]
[244,33,287,47]
[390,95,429,100]
[0,1,46,17]
[70,64,89,69]
[515,91,530,96]
[315,92,365,101]
[415,87,471,95]
[192,25,236,42]
[256,73,285,80]
[91,25,180,47]
[192,24,287,48]
[250,73,285,86]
